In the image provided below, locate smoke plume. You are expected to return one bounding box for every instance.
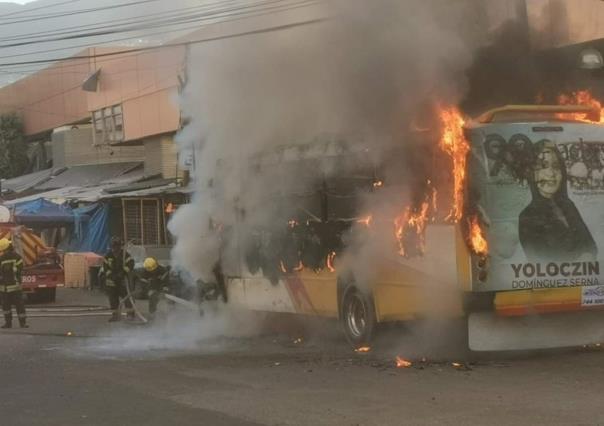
[170,0,489,285]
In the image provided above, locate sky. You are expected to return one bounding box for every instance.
[0,0,209,87]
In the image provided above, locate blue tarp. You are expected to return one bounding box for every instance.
[13,198,109,254]
[69,203,109,254]
[13,198,86,224]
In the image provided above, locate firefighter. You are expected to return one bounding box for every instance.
[99,237,135,322]
[140,257,170,319]
[0,238,27,329]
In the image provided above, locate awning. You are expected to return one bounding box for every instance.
[1,167,66,194]
[35,162,142,191]
[4,175,188,206]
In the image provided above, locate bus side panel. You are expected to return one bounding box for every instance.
[228,277,297,314]
[296,270,338,317]
[228,273,338,317]
[373,225,464,322]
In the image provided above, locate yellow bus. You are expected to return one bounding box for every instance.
[205,105,604,351]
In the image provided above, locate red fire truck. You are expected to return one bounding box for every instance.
[0,224,63,302]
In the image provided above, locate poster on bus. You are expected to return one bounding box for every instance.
[470,122,604,298]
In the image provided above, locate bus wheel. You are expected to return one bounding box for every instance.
[341,287,376,348]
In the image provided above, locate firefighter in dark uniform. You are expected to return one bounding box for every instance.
[0,238,27,329]
[140,257,170,319]
[99,237,135,322]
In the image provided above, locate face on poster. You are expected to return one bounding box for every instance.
[469,122,604,292]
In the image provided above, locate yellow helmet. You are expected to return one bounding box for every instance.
[143,257,158,272]
[0,238,10,252]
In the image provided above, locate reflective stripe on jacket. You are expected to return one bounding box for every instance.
[99,250,134,284]
[141,265,170,292]
[0,284,21,293]
[0,251,23,293]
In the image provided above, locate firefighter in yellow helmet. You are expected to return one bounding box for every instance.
[0,238,27,329]
[99,237,135,322]
[140,257,170,319]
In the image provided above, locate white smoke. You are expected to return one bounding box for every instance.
[170,0,484,282]
[84,303,265,356]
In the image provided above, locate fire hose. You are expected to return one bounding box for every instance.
[117,274,148,323]
[163,293,202,312]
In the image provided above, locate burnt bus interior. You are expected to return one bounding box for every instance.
[210,138,454,283]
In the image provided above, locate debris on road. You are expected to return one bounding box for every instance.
[395,356,412,368]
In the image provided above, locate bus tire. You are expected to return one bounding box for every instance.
[340,287,376,348]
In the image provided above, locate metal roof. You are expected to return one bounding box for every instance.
[35,162,142,190]
[4,186,108,205]
[103,177,175,194]
[1,167,66,194]
[4,182,188,206]
[98,183,179,200]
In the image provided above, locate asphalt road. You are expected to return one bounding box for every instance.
[1,289,603,426]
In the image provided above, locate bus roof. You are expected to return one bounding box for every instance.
[475,104,600,124]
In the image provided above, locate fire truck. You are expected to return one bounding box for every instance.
[0,224,63,302]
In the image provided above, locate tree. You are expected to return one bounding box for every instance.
[0,113,28,179]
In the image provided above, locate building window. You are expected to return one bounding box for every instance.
[122,198,161,246]
[92,104,123,144]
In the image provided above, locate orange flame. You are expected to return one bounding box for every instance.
[558,90,604,123]
[357,215,373,226]
[468,216,488,256]
[326,251,336,272]
[373,180,384,188]
[394,186,434,257]
[395,202,430,257]
[439,107,470,222]
[165,202,176,214]
[355,346,371,353]
[395,356,413,368]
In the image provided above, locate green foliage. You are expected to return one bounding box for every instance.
[0,113,28,179]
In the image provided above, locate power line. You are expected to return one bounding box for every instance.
[0,0,288,49]
[0,0,163,25]
[0,0,242,44]
[0,0,319,62]
[0,16,326,68]
[1,0,85,19]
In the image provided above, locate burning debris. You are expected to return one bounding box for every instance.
[395,356,413,368]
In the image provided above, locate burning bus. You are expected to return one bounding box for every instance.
[197,101,604,351]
